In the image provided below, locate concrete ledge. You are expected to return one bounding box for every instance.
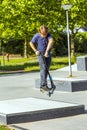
[35,78,87,92]
[0,98,85,124]
[77,56,87,71]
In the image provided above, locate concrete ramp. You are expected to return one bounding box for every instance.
[0,98,84,124]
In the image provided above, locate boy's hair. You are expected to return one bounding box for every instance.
[39,25,48,33]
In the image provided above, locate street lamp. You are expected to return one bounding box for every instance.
[62,4,72,77]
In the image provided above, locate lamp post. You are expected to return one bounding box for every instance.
[62,4,72,77]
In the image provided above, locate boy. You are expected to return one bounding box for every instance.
[30,25,54,92]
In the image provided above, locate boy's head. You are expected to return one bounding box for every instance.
[39,25,48,36]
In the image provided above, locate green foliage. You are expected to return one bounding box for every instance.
[61,0,87,29]
[52,32,68,56]
[0,0,87,56]
[74,32,87,53]
[2,39,24,55]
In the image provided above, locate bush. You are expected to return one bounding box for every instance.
[74,32,87,53]
[1,39,24,56]
[52,32,68,56]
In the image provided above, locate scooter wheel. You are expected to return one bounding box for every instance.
[48,92,51,97]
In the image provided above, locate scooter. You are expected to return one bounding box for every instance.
[41,54,56,97]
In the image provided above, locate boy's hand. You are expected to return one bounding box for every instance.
[35,51,40,56]
[44,51,48,57]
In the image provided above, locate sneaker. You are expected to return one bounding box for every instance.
[40,86,51,92]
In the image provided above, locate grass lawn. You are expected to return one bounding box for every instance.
[0,125,14,130]
[0,55,76,73]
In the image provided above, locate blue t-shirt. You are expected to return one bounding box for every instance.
[31,33,52,53]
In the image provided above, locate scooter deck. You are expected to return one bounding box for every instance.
[40,85,56,97]
[40,88,51,93]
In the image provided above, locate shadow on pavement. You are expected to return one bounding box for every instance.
[11,125,30,130]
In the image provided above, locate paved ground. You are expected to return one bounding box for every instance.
[0,64,87,130]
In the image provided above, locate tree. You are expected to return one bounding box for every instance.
[0,0,62,57]
[61,0,87,56]
[0,0,87,57]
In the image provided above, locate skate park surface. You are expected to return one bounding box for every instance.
[0,64,87,130]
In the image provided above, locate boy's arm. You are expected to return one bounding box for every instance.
[44,38,54,57]
[30,42,40,55]
[30,42,37,53]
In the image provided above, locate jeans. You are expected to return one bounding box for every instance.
[38,54,51,87]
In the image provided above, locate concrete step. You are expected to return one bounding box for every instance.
[0,98,85,124]
[35,78,87,92]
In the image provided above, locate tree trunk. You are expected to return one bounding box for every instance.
[24,38,27,58]
[71,33,75,57]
